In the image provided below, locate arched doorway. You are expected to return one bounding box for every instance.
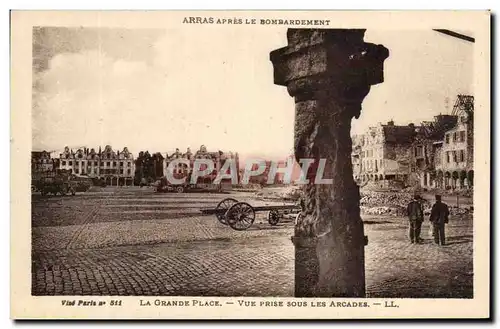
[436,171,443,188]
[444,172,451,189]
[459,170,467,188]
[452,171,459,189]
[467,170,474,187]
[429,171,436,188]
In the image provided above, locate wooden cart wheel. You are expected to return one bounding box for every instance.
[295,212,304,225]
[267,209,280,226]
[226,202,256,231]
[215,198,238,225]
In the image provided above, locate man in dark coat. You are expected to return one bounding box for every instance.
[407,194,424,244]
[429,195,450,246]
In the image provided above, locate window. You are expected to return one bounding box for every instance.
[94,161,98,166]
[113,162,117,167]
[453,151,457,162]
[460,150,465,162]
[415,146,423,157]
[128,169,131,175]
[453,132,457,142]
[69,161,72,166]
[62,161,66,166]
[120,162,124,167]
[107,162,111,166]
[446,152,450,163]
[460,131,466,142]
[75,168,79,174]
[445,134,450,144]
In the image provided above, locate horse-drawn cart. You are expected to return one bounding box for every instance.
[200,197,302,231]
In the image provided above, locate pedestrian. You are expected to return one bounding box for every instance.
[407,193,424,244]
[429,195,450,246]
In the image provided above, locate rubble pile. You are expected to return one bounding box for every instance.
[360,191,432,216]
[361,206,403,216]
[449,206,473,216]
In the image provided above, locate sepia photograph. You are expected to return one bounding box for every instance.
[10,10,490,319]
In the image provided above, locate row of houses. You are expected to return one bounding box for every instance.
[352,95,474,190]
[31,145,242,186]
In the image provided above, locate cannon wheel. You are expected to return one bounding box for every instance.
[215,198,238,225]
[295,212,304,225]
[226,202,256,231]
[267,209,280,226]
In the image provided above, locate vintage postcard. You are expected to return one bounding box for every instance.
[10,10,490,319]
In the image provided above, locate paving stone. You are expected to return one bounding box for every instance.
[32,191,473,298]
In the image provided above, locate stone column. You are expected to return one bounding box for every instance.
[270,29,388,297]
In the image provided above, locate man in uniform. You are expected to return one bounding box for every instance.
[407,194,424,244]
[429,195,450,246]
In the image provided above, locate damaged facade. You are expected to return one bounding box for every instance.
[31,150,55,174]
[59,145,135,186]
[163,145,240,184]
[353,95,474,191]
[352,120,416,187]
[433,95,474,189]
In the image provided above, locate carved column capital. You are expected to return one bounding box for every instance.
[270,28,389,117]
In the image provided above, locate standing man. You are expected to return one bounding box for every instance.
[407,194,424,244]
[429,195,450,246]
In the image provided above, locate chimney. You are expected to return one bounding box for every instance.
[387,120,394,126]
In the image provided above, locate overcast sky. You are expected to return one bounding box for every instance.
[32,27,473,160]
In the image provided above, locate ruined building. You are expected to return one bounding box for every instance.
[354,94,475,190]
[163,145,240,184]
[31,150,55,174]
[59,145,135,186]
[433,95,474,189]
[409,114,458,188]
[352,120,417,187]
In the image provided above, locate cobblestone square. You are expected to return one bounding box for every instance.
[31,187,473,298]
